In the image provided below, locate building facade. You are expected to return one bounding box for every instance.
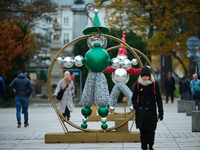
[32,0,108,53]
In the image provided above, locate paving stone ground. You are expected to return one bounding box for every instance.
[0,98,200,150]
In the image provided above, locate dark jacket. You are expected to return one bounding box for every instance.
[165,77,175,93]
[0,77,5,98]
[132,81,163,130]
[179,76,189,94]
[8,73,32,97]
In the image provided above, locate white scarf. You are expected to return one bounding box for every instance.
[138,74,155,86]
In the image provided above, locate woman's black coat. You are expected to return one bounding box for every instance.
[132,81,163,130]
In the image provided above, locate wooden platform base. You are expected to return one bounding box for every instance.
[88,106,134,121]
[45,131,140,143]
[88,113,134,121]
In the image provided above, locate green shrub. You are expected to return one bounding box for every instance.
[174,87,181,97]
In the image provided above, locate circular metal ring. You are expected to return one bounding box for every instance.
[47,34,150,132]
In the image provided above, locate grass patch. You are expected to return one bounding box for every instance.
[174,87,181,97]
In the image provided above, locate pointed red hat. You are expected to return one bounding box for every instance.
[117,31,127,58]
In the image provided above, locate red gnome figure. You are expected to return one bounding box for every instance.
[104,31,141,111]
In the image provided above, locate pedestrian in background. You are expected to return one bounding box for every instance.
[54,71,75,120]
[132,66,164,150]
[164,72,175,104]
[0,77,6,107]
[179,76,190,100]
[8,71,32,128]
[189,74,200,111]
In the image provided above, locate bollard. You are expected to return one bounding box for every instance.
[186,101,195,116]
[192,111,200,132]
[177,100,186,113]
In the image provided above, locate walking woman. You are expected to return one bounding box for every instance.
[54,71,75,120]
[132,66,164,150]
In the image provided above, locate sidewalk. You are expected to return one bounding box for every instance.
[0,98,200,150]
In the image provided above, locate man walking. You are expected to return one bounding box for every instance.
[190,74,200,111]
[9,71,32,128]
[164,72,175,104]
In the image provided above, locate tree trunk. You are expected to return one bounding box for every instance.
[161,55,172,95]
[147,0,153,62]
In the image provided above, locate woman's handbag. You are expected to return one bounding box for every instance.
[56,81,71,101]
[194,90,200,99]
[57,86,68,101]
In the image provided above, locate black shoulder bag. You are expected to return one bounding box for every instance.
[57,80,71,101]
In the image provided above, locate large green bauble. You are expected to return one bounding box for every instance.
[98,106,109,117]
[85,43,110,72]
[101,122,108,129]
[81,107,92,117]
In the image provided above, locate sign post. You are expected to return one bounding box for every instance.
[186,36,200,78]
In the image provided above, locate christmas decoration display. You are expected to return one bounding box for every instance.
[55,10,141,130]
[45,3,152,143]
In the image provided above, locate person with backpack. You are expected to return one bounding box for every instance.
[0,77,6,107]
[179,76,190,100]
[132,66,164,150]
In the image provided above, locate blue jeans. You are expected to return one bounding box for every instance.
[15,97,29,125]
[193,95,200,110]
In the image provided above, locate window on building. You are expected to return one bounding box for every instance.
[46,32,52,45]
[63,33,69,45]
[64,17,69,24]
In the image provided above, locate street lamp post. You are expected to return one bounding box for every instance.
[186,36,200,78]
